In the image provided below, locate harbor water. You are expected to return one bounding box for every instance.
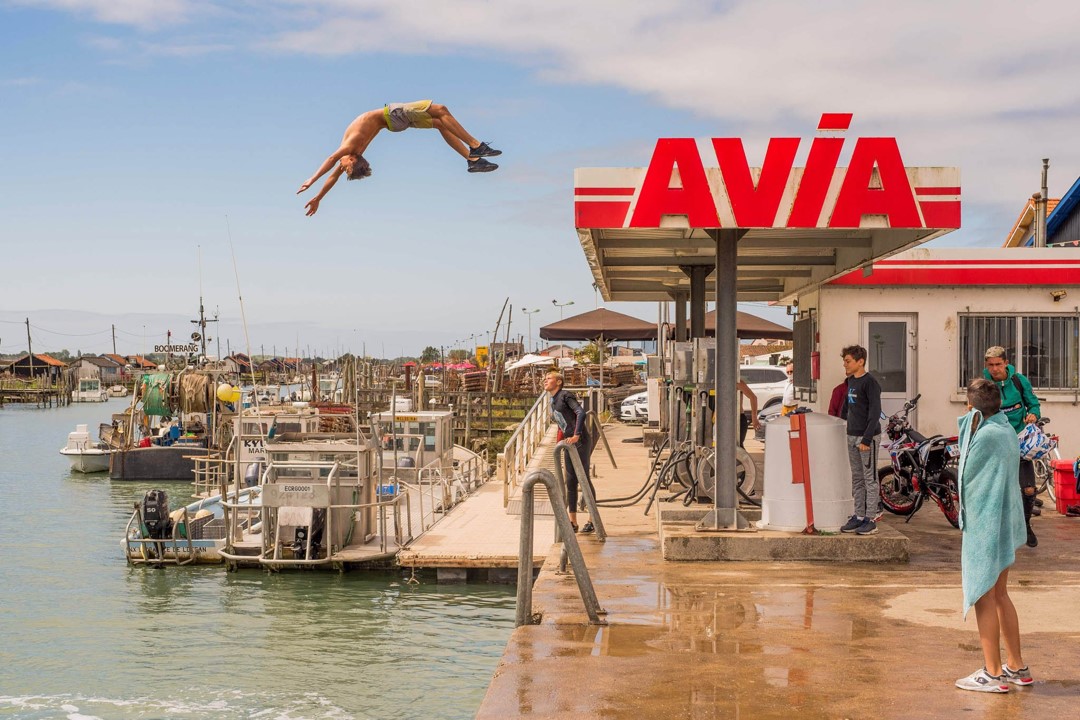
[0,398,515,719]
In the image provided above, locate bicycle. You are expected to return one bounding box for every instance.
[1031,417,1061,504]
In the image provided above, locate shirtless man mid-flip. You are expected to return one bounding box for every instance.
[297,100,501,216]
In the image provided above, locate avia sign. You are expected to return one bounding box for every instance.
[574,113,960,230]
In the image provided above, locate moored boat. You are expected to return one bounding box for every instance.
[72,378,108,403]
[60,424,111,473]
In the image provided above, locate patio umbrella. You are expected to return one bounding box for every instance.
[540,307,656,393]
[703,310,793,340]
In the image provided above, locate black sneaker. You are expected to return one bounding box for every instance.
[840,515,863,533]
[1033,497,1044,507]
[855,519,879,535]
[469,141,501,159]
[1026,526,1038,547]
[467,158,498,173]
[579,522,595,534]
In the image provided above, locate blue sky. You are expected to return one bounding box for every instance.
[3,1,1079,358]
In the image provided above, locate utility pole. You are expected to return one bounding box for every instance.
[25,318,34,381]
[522,308,540,352]
[112,324,117,355]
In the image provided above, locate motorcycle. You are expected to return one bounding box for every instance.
[878,394,961,528]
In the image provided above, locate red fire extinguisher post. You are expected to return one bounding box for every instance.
[788,413,817,534]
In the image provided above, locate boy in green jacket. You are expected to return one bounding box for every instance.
[982,346,1041,547]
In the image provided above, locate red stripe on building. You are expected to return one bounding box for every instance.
[830,267,1080,286]
[575,201,632,228]
[574,187,636,196]
[817,113,853,130]
[917,200,961,229]
[870,259,1080,266]
[914,187,961,195]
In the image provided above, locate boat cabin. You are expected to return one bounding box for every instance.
[370,409,456,480]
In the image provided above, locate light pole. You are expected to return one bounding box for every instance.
[552,299,574,320]
[522,308,540,352]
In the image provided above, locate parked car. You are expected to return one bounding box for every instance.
[754,404,784,442]
[620,391,648,422]
[739,364,789,410]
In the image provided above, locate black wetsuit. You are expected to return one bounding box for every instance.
[550,388,590,510]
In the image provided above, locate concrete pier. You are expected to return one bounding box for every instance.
[478,423,1080,718]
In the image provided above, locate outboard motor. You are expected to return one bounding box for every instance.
[141,489,172,539]
[243,462,263,488]
[291,509,326,560]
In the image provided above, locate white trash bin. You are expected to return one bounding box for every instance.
[760,413,853,532]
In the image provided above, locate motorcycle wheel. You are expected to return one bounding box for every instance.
[879,466,917,515]
[938,468,960,528]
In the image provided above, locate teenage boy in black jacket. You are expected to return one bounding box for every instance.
[839,345,882,536]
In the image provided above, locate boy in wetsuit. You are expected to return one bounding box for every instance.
[543,371,594,533]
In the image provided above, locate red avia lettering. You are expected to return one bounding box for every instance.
[829,137,920,227]
[622,114,935,229]
[629,139,720,228]
[713,137,798,227]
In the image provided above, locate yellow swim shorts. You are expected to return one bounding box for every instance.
[383,100,433,132]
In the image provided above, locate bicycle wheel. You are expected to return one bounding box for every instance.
[1045,451,1059,503]
[879,466,917,516]
[1033,457,1051,495]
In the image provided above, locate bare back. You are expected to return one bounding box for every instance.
[340,109,387,156]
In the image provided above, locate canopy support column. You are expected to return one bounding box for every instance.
[698,229,748,531]
[668,290,688,342]
[683,265,713,339]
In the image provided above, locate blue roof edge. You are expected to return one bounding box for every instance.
[1047,174,1080,239]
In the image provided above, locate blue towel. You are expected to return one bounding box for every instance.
[956,409,1026,618]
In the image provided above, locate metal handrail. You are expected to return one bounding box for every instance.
[552,440,606,542]
[124,506,197,566]
[499,391,551,506]
[516,468,605,627]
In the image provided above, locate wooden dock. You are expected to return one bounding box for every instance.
[397,479,556,578]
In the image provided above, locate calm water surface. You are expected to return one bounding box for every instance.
[0,399,514,719]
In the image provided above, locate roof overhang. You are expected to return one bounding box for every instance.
[574,118,961,304]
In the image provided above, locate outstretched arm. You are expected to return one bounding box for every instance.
[298,149,346,194]
[737,380,760,427]
[304,166,345,216]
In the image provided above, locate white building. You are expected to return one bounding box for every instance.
[796,247,1080,451]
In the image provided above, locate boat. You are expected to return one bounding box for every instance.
[107,384,129,397]
[72,377,108,403]
[60,424,112,473]
[122,406,489,568]
[106,369,231,481]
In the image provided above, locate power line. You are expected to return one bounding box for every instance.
[28,323,111,338]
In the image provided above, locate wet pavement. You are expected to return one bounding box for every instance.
[477,424,1080,719]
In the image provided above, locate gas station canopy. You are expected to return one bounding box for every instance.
[574,117,961,303]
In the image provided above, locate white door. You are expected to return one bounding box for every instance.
[861,314,917,426]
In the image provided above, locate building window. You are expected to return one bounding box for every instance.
[959,314,1079,390]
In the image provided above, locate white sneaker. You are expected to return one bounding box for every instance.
[955,668,1009,693]
[1002,664,1033,686]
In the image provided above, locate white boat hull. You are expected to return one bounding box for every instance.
[61,449,111,473]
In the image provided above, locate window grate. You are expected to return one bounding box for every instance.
[959,314,1078,390]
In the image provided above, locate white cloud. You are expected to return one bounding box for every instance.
[14,0,193,29]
